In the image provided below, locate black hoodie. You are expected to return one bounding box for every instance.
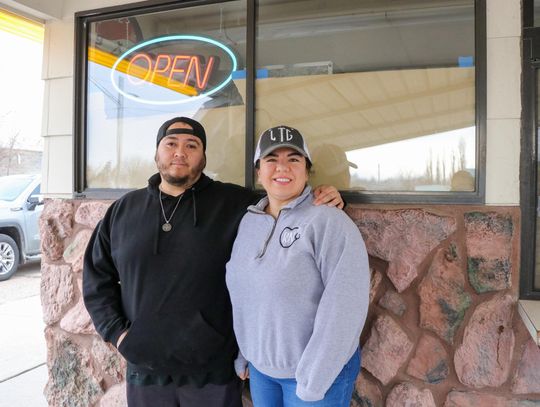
[83,173,256,384]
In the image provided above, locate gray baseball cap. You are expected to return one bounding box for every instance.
[254,125,312,164]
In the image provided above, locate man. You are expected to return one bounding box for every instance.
[83,117,343,407]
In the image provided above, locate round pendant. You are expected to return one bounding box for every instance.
[162,223,172,232]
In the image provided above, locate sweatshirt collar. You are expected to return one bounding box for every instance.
[248,185,312,215]
[147,172,213,239]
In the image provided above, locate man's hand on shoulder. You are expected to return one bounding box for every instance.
[312,185,344,209]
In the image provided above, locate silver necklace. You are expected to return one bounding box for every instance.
[159,189,183,232]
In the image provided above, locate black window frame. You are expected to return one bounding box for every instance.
[74,0,487,204]
[521,0,540,300]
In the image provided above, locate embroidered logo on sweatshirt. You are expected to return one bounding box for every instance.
[280,227,300,248]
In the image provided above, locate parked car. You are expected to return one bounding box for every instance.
[0,174,42,281]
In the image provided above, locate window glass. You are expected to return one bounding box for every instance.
[0,175,34,201]
[535,0,540,26]
[255,0,476,192]
[29,183,40,197]
[86,1,246,188]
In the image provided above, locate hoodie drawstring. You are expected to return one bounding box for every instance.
[154,199,161,255]
[192,188,197,226]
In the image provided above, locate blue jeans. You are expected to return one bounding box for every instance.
[249,351,360,407]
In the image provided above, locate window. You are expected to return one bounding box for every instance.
[533,0,540,26]
[521,0,540,298]
[0,175,34,201]
[29,183,40,197]
[255,0,478,194]
[79,1,247,190]
[75,0,485,202]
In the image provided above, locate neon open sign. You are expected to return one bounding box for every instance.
[110,35,237,105]
[126,54,215,90]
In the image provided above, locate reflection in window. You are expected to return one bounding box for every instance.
[255,0,476,192]
[85,1,247,189]
[345,128,475,192]
[535,0,540,26]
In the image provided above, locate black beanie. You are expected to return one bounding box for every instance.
[156,117,207,151]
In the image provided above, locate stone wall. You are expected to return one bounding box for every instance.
[39,200,540,407]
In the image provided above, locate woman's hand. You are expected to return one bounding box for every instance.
[234,351,249,380]
[312,185,344,209]
[238,366,250,381]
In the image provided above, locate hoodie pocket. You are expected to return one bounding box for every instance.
[168,311,226,365]
[118,311,226,369]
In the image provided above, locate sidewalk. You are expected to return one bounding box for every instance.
[0,294,48,406]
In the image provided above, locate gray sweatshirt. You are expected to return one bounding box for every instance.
[225,186,370,401]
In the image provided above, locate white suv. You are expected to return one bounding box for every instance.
[0,174,42,281]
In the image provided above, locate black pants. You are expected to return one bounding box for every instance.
[126,379,243,407]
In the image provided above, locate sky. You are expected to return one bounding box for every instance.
[0,29,44,151]
[347,127,476,181]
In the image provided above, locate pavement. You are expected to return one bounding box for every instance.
[0,261,48,407]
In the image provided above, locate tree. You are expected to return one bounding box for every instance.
[3,131,20,175]
[425,148,434,182]
[458,137,467,171]
[0,111,21,175]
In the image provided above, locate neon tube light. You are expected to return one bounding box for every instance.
[109,35,238,105]
[89,47,198,96]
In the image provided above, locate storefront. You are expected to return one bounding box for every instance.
[4,0,537,405]
[74,0,482,202]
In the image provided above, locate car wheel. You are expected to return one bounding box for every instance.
[0,234,19,281]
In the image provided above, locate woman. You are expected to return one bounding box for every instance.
[226,125,370,406]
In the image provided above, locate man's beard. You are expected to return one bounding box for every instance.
[157,157,206,189]
[156,156,206,188]
[161,173,190,187]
